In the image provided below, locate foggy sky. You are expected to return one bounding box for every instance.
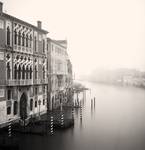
[2,0,145,77]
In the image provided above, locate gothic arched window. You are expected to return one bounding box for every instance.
[34,36,37,51]
[18,31,21,46]
[30,99,33,111]
[22,65,25,79]
[22,32,25,47]
[26,66,29,79]
[7,107,11,115]
[7,62,11,79]
[7,26,10,45]
[30,66,32,79]
[18,65,21,79]
[30,35,32,48]
[13,101,18,115]
[14,64,17,79]
[35,66,37,79]
[26,34,28,47]
[14,29,17,45]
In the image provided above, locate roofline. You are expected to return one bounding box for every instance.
[47,37,67,49]
[1,13,49,34]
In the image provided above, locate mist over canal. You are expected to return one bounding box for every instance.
[19,81,145,150]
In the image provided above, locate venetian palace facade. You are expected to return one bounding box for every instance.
[47,38,73,110]
[0,2,73,127]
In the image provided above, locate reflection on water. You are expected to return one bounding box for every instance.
[19,82,145,150]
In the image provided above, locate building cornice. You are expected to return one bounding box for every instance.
[1,13,49,34]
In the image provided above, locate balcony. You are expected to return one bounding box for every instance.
[33,79,48,85]
[6,79,33,86]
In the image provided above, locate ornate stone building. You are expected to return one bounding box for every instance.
[47,38,73,110]
[0,2,48,127]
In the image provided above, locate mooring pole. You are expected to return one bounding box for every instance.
[94,97,95,108]
[61,114,64,127]
[50,116,54,135]
[8,121,12,137]
[91,99,93,107]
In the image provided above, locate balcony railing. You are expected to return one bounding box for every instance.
[6,79,33,86]
[6,79,48,86]
[33,79,48,85]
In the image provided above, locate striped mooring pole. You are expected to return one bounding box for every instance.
[8,121,12,137]
[50,116,54,135]
[61,114,64,127]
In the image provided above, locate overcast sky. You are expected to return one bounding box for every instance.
[2,0,145,77]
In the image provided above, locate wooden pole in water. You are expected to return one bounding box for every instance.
[8,121,12,137]
[50,116,54,135]
[94,97,95,108]
[61,114,64,127]
[91,99,93,107]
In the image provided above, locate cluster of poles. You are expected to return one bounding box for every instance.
[6,91,86,137]
[50,107,75,135]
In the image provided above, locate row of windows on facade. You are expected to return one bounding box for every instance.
[7,27,46,52]
[51,45,67,56]
[7,99,46,115]
[7,63,46,80]
[7,87,46,100]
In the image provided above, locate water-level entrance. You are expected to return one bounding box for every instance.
[20,93,27,120]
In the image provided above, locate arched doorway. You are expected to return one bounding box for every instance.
[20,93,27,120]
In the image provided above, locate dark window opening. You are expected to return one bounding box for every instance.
[7,62,11,80]
[30,67,32,79]
[7,107,11,115]
[26,66,29,79]
[22,32,25,46]
[14,29,17,45]
[30,35,32,48]
[18,31,21,46]
[30,99,33,111]
[43,99,45,105]
[18,65,21,79]
[14,64,17,79]
[35,66,37,79]
[35,101,37,107]
[7,26,10,45]
[7,90,11,100]
[26,34,28,47]
[22,65,25,79]
[13,101,18,115]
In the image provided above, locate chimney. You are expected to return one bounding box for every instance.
[0,2,3,13]
[37,21,42,29]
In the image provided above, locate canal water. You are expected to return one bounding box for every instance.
[19,81,145,150]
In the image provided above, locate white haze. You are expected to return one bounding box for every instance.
[2,0,145,77]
